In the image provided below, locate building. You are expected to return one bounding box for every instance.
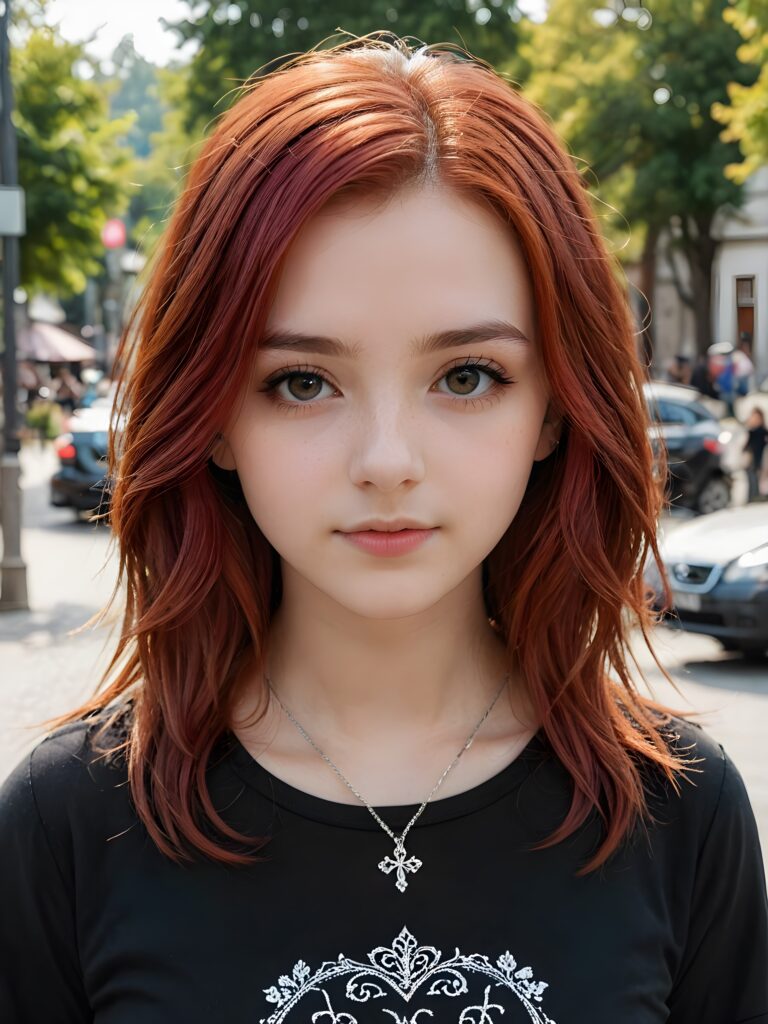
[712,164,768,377]
[636,166,768,382]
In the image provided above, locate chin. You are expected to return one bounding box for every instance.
[328,591,451,620]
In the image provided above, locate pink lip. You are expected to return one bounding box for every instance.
[337,528,438,557]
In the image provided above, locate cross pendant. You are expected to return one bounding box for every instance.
[378,837,423,893]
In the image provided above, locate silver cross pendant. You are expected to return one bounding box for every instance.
[378,837,423,893]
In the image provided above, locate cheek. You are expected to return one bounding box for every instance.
[232,427,334,533]
[434,403,542,485]
[430,411,543,543]
[448,441,535,525]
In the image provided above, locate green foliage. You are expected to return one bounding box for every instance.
[163,0,529,135]
[25,398,64,439]
[13,24,137,297]
[125,62,207,262]
[97,35,165,159]
[519,0,757,232]
[712,0,768,182]
[516,0,760,351]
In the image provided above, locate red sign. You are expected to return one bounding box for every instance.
[101,218,126,249]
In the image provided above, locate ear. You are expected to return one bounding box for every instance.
[533,405,563,462]
[210,432,237,471]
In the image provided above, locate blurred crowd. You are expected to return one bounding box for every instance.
[664,335,767,503]
[17,361,110,415]
[665,336,756,408]
[11,359,114,447]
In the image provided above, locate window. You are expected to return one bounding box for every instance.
[735,276,756,344]
[656,400,698,426]
[736,277,755,305]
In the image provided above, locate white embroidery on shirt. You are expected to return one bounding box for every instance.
[260,925,557,1023]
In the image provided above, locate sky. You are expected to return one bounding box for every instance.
[46,0,547,68]
[47,0,201,66]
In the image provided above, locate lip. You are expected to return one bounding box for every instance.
[343,518,434,532]
[337,527,438,557]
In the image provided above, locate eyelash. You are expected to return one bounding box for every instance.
[258,356,517,414]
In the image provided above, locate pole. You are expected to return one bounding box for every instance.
[0,0,29,611]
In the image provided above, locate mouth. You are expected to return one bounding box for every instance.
[340,520,435,533]
[336,527,438,557]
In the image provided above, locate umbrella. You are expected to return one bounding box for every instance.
[17,321,97,363]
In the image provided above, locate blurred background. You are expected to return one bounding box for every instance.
[0,0,766,865]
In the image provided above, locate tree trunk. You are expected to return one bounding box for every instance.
[638,223,660,371]
[679,215,717,357]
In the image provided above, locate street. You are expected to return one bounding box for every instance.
[2,441,767,871]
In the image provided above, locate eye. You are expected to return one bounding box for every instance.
[262,365,335,405]
[434,358,516,401]
[258,356,516,413]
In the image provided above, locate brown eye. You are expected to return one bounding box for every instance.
[285,373,325,401]
[431,358,516,408]
[260,365,336,406]
[445,366,484,396]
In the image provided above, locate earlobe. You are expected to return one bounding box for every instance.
[210,432,237,471]
[533,418,562,462]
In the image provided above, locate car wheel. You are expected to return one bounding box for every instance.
[696,476,730,515]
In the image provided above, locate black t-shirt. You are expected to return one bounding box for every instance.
[746,424,768,466]
[1,702,766,1024]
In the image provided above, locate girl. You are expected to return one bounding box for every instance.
[743,405,768,502]
[1,35,766,1024]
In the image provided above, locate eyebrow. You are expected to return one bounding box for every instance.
[258,319,531,358]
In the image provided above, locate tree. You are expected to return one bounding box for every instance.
[86,38,199,261]
[124,61,205,261]
[711,0,768,183]
[162,0,530,136]
[13,20,137,297]
[518,0,759,355]
[97,35,165,159]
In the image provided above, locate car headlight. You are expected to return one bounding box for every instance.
[722,544,768,583]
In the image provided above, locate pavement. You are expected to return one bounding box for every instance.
[1,440,766,873]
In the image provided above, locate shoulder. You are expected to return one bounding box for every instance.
[8,698,132,789]
[0,699,135,852]
[656,712,726,775]
[644,713,757,847]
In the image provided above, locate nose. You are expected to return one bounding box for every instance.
[347,398,426,491]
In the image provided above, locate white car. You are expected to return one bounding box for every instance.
[644,504,768,659]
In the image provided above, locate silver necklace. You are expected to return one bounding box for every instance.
[265,671,510,893]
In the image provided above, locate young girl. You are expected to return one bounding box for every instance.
[743,406,768,502]
[2,35,766,1024]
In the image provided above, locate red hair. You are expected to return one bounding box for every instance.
[41,34,694,875]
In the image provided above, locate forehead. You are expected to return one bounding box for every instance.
[263,184,536,352]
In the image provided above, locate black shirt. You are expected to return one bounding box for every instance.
[745,424,768,467]
[1,702,766,1024]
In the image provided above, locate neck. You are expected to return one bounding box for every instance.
[231,567,535,750]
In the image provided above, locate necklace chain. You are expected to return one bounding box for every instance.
[265,671,510,892]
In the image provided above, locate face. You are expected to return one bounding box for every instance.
[214,183,559,621]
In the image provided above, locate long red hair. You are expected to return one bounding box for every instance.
[41,34,693,875]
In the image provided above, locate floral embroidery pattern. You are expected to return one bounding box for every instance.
[260,926,557,1023]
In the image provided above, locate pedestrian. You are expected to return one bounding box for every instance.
[51,366,84,414]
[713,353,737,416]
[1,36,766,1024]
[665,352,691,386]
[690,353,716,397]
[743,406,768,502]
[734,337,756,398]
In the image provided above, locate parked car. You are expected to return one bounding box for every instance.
[50,398,120,521]
[643,381,734,514]
[644,503,768,659]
